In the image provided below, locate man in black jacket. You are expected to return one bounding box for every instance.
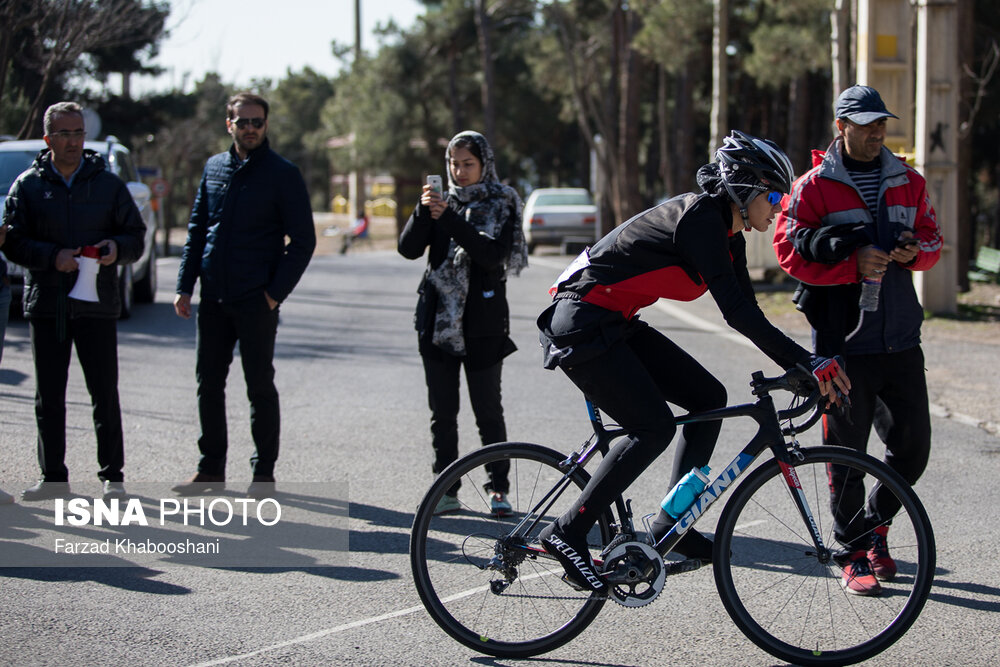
[2,102,146,501]
[173,92,315,498]
[0,221,13,504]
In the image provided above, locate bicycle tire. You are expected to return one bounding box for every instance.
[713,446,935,666]
[410,442,613,658]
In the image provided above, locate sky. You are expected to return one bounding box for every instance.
[133,0,426,95]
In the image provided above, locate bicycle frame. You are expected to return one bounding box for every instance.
[520,369,832,565]
[652,390,830,563]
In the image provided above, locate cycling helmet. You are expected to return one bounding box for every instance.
[716,130,795,230]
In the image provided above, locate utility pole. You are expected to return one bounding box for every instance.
[709,0,728,160]
[474,0,496,146]
[829,0,851,101]
[350,0,365,221]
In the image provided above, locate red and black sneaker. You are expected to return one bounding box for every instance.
[539,523,607,593]
[868,525,897,581]
[841,550,882,596]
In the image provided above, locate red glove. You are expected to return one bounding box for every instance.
[808,356,843,384]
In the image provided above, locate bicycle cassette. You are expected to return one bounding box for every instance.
[601,541,665,608]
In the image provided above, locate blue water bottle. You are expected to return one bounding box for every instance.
[660,466,712,519]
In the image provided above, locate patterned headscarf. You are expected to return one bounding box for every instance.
[426,130,528,355]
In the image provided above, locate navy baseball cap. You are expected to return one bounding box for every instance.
[835,85,899,125]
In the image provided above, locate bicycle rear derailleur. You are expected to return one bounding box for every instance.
[601,541,665,608]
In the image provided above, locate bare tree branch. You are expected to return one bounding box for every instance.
[0,0,44,119]
[960,39,999,140]
[14,0,167,137]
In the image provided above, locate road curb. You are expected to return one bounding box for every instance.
[929,402,999,436]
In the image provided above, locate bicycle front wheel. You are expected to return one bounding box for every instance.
[410,442,613,658]
[714,446,935,666]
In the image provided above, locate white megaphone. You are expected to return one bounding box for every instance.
[68,245,101,302]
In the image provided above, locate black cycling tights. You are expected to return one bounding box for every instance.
[556,324,727,539]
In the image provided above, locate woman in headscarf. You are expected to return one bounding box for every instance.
[399,130,528,517]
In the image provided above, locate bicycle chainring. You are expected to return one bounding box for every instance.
[601,541,665,608]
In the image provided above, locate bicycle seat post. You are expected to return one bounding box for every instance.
[585,397,619,456]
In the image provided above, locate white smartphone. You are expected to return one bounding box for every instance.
[427,175,443,196]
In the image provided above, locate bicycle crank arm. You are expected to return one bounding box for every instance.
[663,558,705,576]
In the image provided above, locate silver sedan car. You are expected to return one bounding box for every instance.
[522,187,597,254]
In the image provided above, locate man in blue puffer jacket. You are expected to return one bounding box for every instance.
[2,102,146,502]
[173,92,315,498]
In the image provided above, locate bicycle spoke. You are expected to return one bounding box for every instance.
[411,443,610,658]
[714,447,934,666]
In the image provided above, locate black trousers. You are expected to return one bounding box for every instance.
[422,347,509,495]
[195,296,280,477]
[823,345,931,552]
[557,324,727,537]
[30,316,124,483]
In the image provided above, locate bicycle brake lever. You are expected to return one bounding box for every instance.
[827,389,854,425]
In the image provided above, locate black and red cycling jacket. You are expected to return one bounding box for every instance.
[540,192,811,371]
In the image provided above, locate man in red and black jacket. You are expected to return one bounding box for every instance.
[773,85,943,595]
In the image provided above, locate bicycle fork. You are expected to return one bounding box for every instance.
[775,444,833,563]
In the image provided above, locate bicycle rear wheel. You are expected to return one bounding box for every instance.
[410,442,613,658]
[714,446,935,666]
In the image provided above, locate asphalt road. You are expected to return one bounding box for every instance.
[0,249,998,666]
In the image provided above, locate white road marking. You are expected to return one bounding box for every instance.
[185,603,429,666]
[184,569,561,665]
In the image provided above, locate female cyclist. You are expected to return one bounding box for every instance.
[536,131,850,592]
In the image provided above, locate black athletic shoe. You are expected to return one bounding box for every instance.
[538,523,607,593]
[673,529,714,563]
[651,516,715,563]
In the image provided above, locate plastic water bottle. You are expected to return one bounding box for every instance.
[660,466,711,519]
[859,275,882,312]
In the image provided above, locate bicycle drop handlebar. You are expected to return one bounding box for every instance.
[751,367,826,434]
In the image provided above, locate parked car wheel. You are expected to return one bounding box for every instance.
[133,237,157,303]
[118,264,134,319]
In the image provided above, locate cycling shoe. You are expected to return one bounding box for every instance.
[650,511,714,563]
[672,529,714,563]
[539,523,607,593]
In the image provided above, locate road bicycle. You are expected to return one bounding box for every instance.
[410,366,935,666]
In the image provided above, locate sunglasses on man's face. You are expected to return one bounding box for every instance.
[766,190,782,206]
[232,117,265,130]
[48,130,86,141]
